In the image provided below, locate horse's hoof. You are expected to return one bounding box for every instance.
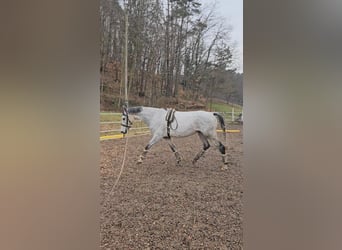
[221,165,228,170]
[137,159,143,164]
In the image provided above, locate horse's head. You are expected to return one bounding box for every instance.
[125,106,143,126]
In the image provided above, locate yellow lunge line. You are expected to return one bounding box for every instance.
[219,130,241,133]
[100,134,124,141]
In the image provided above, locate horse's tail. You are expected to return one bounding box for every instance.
[213,113,226,141]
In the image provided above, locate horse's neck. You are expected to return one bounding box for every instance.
[139,107,165,126]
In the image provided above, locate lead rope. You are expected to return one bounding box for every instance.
[105,105,130,198]
[105,1,131,197]
[101,110,130,248]
[101,5,130,247]
[103,135,129,205]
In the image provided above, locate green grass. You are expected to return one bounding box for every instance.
[100,112,121,122]
[207,102,243,122]
[207,102,242,113]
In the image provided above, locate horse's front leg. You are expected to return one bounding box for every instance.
[137,146,148,164]
[166,139,182,165]
[137,135,161,164]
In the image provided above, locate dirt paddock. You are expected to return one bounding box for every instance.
[101,125,243,249]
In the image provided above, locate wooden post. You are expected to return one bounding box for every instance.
[124,10,128,108]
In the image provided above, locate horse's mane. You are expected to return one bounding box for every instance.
[127,106,143,114]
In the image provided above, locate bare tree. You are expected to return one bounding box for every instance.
[100,0,241,110]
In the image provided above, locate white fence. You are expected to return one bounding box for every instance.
[100,109,242,136]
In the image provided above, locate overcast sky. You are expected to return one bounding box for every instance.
[201,0,243,72]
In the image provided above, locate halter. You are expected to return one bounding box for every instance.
[120,105,132,134]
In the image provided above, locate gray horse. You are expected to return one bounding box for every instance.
[128,106,228,168]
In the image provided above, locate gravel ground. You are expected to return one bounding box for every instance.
[101,125,243,249]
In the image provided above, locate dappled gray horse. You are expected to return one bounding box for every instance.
[128,106,228,168]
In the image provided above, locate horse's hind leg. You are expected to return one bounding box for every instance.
[165,139,182,165]
[192,132,210,164]
[211,138,229,169]
[137,135,161,164]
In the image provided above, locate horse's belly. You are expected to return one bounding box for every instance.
[172,130,196,137]
[170,123,196,137]
[169,114,215,137]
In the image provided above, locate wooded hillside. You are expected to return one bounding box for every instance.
[100,0,242,111]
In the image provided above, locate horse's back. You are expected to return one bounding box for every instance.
[175,111,217,136]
